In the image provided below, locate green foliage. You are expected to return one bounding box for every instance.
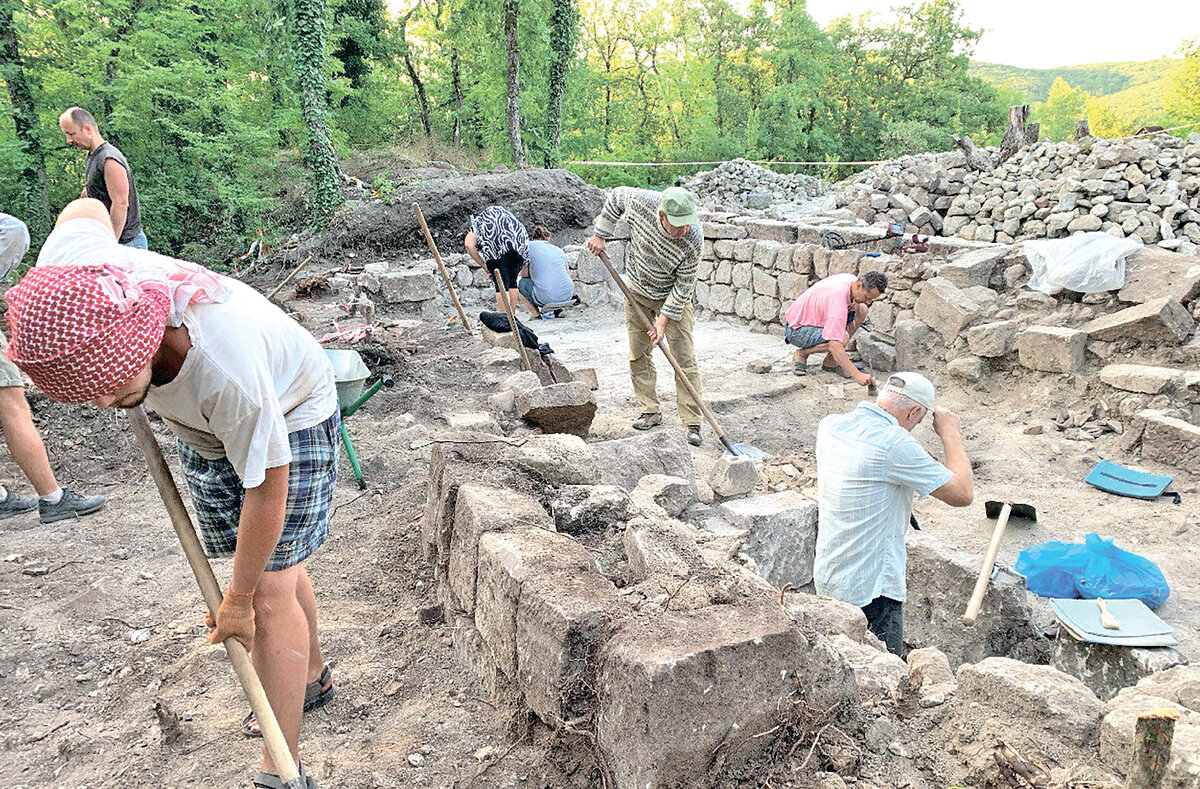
[881,120,954,157]
[1166,39,1200,126]
[971,58,1177,102]
[1034,77,1089,141]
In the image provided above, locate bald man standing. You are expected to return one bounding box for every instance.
[59,107,147,249]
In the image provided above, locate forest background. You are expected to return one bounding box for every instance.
[2,0,1198,263]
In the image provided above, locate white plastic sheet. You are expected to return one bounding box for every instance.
[1022,232,1141,295]
[0,213,31,279]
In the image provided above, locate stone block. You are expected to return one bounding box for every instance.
[1052,636,1189,702]
[1083,296,1195,344]
[732,239,756,262]
[597,605,806,789]
[1016,326,1087,372]
[444,412,502,434]
[376,268,438,303]
[907,646,957,706]
[948,356,985,381]
[448,484,554,614]
[709,284,735,313]
[955,657,1105,748]
[516,546,619,724]
[551,484,637,536]
[630,474,697,519]
[827,250,861,277]
[753,295,781,323]
[913,276,984,342]
[937,248,1008,288]
[906,532,1051,668]
[751,240,781,269]
[1118,246,1200,306]
[751,267,777,297]
[515,382,597,438]
[702,223,748,240]
[734,288,755,318]
[481,325,520,351]
[720,491,818,587]
[708,454,760,498]
[856,331,897,373]
[1099,363,1186,394]
[793,246,815,275]
[743,218,797,243]
[573,367,599,390]
[967,320,1018,357]
[574,248,611,285]
[781,592,870,643]
[777,272,808,301]
[829,634,907,701]
[894,319,932,370]
[731,262,752,289]
[1134,409,1200,469]
[1101,682,1200,785]
[591,430,695,492]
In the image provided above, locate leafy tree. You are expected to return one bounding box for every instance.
[0,0,50,240]
[1165,39,1200,125]
[1034,77,1089,141]
[287,0,344,220]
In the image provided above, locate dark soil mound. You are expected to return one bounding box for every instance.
[306,168,605,258]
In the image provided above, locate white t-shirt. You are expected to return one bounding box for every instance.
[38,218,337,488]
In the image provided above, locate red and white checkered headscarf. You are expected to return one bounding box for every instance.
[5,264,169,403]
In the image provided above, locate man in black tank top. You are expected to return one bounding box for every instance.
[58,106,146,249]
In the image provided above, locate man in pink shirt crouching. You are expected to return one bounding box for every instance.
[782,271,887,389]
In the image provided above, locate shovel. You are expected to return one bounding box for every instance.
[962,500,1038,626]
[128,407,307,788]
[596,250,765,459]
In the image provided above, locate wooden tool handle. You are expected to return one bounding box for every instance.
[413,202,472,334]
[962,502,1012,626]
[596,250,735,452]
[129,408,303,786]
[1098,599,1121,630]
[493,269,533,372]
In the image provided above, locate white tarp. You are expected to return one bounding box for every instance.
[1022,231,1141,295]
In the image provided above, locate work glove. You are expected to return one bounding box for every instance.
[205,589,255,652]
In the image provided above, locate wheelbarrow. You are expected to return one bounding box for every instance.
[326,349,394,489]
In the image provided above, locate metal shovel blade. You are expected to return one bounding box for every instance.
[985,500,1038,522]
[723,442,769,462]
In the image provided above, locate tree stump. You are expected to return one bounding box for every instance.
[1126,707,1180,788]
[999,104,1037,163]
[1075,119,1092,140]
[952,134,994,172]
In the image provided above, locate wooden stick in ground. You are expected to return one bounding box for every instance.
[962,502,1012,626]
[596,250,740,456]
[266,254,315,301]
[493,269,532,372]
[127,407,305,789]
[1126,707,1180,788]
[413,202,472,334]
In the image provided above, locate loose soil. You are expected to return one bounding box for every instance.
[1,287,1195,788]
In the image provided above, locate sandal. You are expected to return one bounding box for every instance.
[823,360,865,379]
[243,665,335,738]
[793,361,807,376]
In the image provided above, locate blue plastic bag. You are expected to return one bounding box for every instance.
[1076,533,1170,609]
[1015,533,1170,609]
[1015,540,1090,599]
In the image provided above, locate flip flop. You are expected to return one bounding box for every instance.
[243,665,335,738]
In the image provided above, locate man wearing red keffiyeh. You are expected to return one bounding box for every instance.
[6,200,338,789]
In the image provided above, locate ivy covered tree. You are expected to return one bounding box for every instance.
[288,0,343,220]
[0,0,50,240]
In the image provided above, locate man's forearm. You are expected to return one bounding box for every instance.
[939,431,973,486]
[109,202,129,240]
[827,340,857,376]
[229,465,290,593]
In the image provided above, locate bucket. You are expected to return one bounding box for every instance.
[325,349,370,410]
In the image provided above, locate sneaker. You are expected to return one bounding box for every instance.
[687,425,702,446]
[0,490,39,519]
[39,488,106,524]
[632,412,663,430]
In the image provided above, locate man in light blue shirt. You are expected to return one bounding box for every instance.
[814,372,974,655]
[517,225,575,318]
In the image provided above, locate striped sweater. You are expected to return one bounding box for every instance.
[593,187,703,321]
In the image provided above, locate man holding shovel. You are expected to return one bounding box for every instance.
[586,187,705,446]
[6,199,337,789]
[813,373,973,655]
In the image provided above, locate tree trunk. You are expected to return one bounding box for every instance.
[398,9,432,138]
[503,0,525,166]
[288,0,343,221]
[451,46,463,147]
[1075,118,1091,140]
[999,104,1037,163]
[543,0,576,168]
[952,134,994,172]
[0,0,51,240]
[103,0,146,119]
[1126,708,1180,789]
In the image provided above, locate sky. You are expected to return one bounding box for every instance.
[803,0,1200,69]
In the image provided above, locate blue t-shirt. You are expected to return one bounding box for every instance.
[525,240,574,305]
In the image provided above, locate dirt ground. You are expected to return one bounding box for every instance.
[1,289,1195,788]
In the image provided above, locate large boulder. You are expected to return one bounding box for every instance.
[1016,325,1087,372]
[913,276,986,343]
[1052,635,1189,701]
[591,430,695,491]
[719,491,819,587]
[1083,296,1195,344]
[515,381,598,438]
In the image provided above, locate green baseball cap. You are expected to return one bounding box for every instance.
[660,187,699,228]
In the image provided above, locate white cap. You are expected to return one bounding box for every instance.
[881,372,935,410]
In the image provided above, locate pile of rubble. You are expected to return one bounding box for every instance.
[834,134,1200,252]
[686,158,826,211]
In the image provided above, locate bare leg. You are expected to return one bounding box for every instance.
[518,293,542,318]
[0,387,58,496]
[822,305,869,370]
[252,564,307,773]
[295,564,325,684]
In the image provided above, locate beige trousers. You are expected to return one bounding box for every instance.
[624,291,703,427]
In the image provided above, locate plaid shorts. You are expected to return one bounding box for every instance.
[179,412,340,571]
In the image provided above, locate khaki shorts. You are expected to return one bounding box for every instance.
[0,354,24,389]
